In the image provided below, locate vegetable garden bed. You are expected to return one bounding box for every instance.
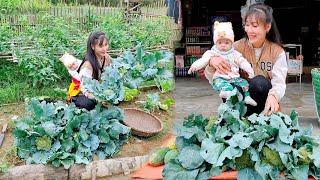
[0,44,175,178]
[0,89,174,177]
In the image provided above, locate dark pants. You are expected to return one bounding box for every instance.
[228,75,272,116]
[71,94,97,111]
[246,75,272,116]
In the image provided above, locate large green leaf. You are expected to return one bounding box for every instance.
[311,146,320,168]
[290,165,309,180]
[267,135,293,153]
[163,159,199,180]
[200,139,225,166]
[178,145,204,170]
[216,147,243,166]
[227,133,253,150]
[237,168,263,180]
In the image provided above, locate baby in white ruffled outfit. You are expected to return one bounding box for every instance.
[188,21,257,106]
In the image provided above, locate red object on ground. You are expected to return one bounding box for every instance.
[131,163,163,180]
[210,171,237,179]
[131,164,238,180]
[131,163,316,180]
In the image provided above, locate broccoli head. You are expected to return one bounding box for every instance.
[235,149,255,170]
[298,147,311,165]
[261,147,284,170]
[36,136,52,151]
[205,116,218,135]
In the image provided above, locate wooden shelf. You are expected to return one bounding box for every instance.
[186,42,212,45]
[184,26,211,74]
[186,35,211,37]
[186,54,202,57]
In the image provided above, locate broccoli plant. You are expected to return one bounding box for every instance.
[13,99,130,169]
[163,89,320,180]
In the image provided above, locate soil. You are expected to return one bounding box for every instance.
[116,88,175,158]
[0,103,25,167]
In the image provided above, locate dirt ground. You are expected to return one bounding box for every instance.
[0,88,175,169]
[116,88,175,158]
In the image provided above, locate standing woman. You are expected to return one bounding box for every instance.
[205,3,292,116]
[68,31,112,111]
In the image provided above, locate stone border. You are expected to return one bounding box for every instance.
[0,155,149,180]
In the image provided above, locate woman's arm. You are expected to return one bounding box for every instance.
[268,51,288,101]
[263,51,288,115]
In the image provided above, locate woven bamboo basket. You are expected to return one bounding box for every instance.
[311,68,320,123]
[123,108,163,137]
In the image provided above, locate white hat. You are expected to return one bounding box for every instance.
[213,21,234,44]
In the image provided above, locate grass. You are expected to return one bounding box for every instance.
[0,83,67,104]
[0,60,68,105]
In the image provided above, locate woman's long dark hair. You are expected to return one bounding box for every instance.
[84,31,109,80]
[244,3,282,47]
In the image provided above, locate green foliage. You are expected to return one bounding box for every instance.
[1,12,173,91]
[0,60,67,104]
[0,162,9,174]
[164,149,179,164]
[159,98,175,111]
[17,49,60,87]
[162,159,200,180]
[155,78,174,93]
[124,87,140,101]
[0,0,50,14]
[100,13,133,50]
[237,168,263,180]
[112,44,173,90]
[12,15,85,87]
[0,23,14,52]
[83,45,173,104]
[83,65,125,105]
[13,99,130,168]
[138,93,175,112]
[149,147,170,167]
[139,93,161,112]
[100,13,173,50]
[128,16,172,47]
[163,89,320,180]
[0,10,174,110]
[178,144,204,170]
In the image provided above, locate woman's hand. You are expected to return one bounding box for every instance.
[208,56,231,74]
[263,94,279,116]
[84,92,95,100]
